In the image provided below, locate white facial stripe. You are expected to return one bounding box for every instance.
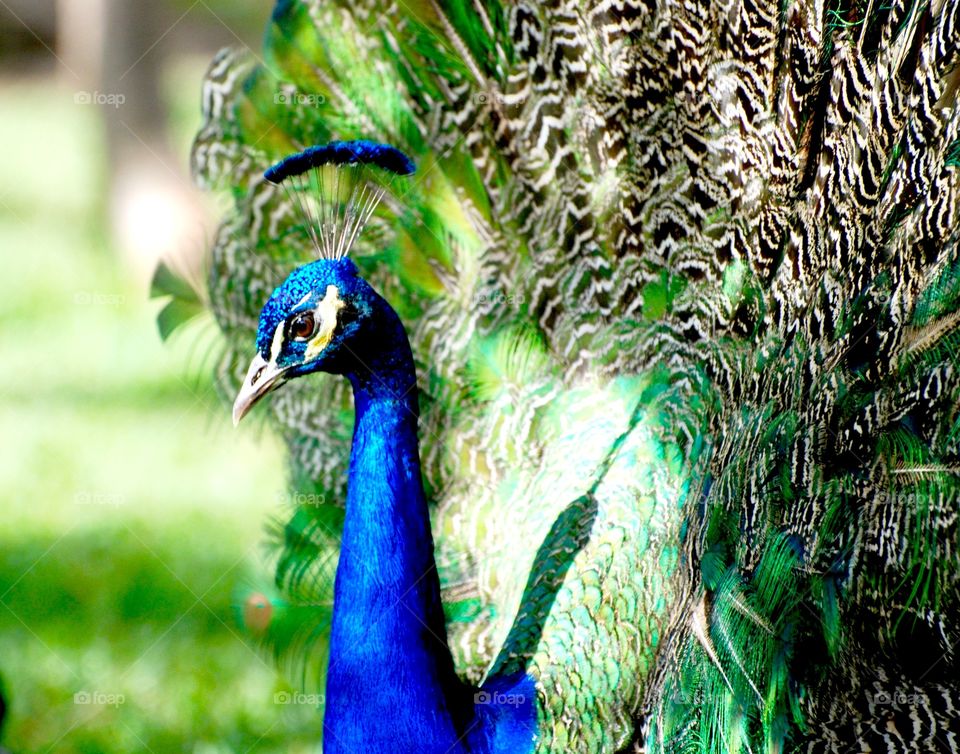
[269,320,286,363]
[304,285,346,360]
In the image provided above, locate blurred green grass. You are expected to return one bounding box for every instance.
[0,76,322,752]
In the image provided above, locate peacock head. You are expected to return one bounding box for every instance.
[232,258,383,424]
[231,140,416,425]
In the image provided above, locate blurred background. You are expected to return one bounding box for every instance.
[0,2,323,751]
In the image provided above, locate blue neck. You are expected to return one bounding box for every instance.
[322,330,472,753]
[321,312,537,754]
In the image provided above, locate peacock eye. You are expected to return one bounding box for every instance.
[289,311,318,341]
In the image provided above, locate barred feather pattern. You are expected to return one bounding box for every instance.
[191,0,960,751]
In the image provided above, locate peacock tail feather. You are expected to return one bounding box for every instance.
[180,0,960,750]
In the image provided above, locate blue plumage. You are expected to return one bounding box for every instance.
[236,251,537,752]
[264,140,416,183]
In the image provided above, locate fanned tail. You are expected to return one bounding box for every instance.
[187,0,960,752]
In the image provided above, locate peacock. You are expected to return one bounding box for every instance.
[170,0,960,750]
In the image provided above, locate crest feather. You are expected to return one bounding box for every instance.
[264,140,416,261]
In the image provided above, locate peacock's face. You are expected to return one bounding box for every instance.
[232,257,376,424]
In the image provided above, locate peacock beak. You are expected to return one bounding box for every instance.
[232,352,287,426]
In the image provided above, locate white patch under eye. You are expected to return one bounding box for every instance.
[270,321,286,362]
[304,285,346,360]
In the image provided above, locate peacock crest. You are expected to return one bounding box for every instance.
[263,140,415,261]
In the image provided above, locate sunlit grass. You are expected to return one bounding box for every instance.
[0,74,322,752]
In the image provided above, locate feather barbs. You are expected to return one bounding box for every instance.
[264,140,416,261]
